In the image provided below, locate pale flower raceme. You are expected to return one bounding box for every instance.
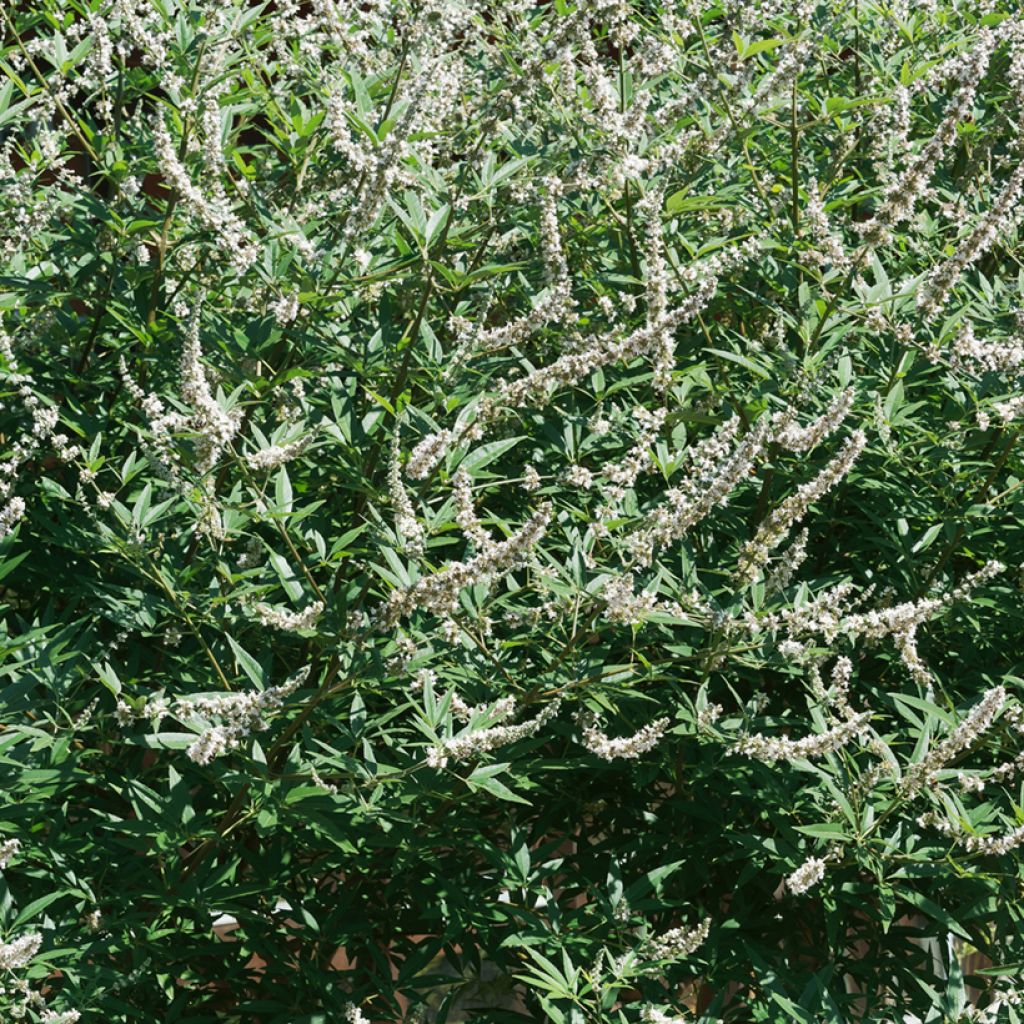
[629,415,773,568]
[178,303,243,475]
[0,933,42,971]
[944,320,1024,375]
[576,710,671,760]
[918,157,1024,316]
[0,837,20,869]
[803,178,851,272]
[901,685,1006,794]
[641,1009,687,1024]
[445,180,577,373]
[646,916,711,962]
[600,405,666,503]
[379,503,552,626]
[253,601,324,632]
[772,388,855,453]
[737,430,867,582]
[785,855,828,896]
[153,118,258,273]
[245,435,312,472]
[453,467,492,550]
[0,322,80,539]
[115,670,310,766]
[0,496,25,542]
[961,823,1024,856]
[602,572,684,626]
[426,699,562,768]
[732,711,871,765]
[413,278,718,478]
[389,423,426,555]
[839,560,1003,683]
[858,32,993,247]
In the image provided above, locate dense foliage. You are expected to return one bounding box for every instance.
[2,0,1024,1020]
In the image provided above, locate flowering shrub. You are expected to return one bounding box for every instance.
[3,0,1024,1020]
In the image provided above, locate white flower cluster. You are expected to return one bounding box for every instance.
[0,837,20,869]
[412,279,717,481]
[118,670,308,766]
[453,467,492,550]
[697,704,724,731]
[451,692,517,724]
[840,560,1003,684]
[961,823,1024,856]
[153,118,258,273]
[388,424,426,555]
[602,573,683,626]
[972,704,1024,787]
[0,324,80,540]
[748,581,859,649]
[412,670,518,724]
[334,38,467,244]
[988,393,1024,426]
[858,32,993,247]
[406,428,457,481]
[641,1008,687,1024]
[576,710,670,760]
[178,304,244,476]
[272,291,301,325]
[0,146,66,261]
[182,671,307,765]
[785,854,828,896]
[806,656,856,722]
[345,1004,370,1024]
[380,503,552,625]
[0,496,26,541]
[803,178,851,272]
[245,435,312,472]
[0,933,41,971]
[118,357,187,488]
[737,430,867,582]
[772,388,854,453]
[563,465,594,489]
[253,600,324,632]
[940,320,1024,376]
[764,528,809,594]
[600,406,666,503]
[646,916,711,962]
[119,305,244,537]
[0,921,77,1021]
[637,192,674,390]
[918,158,1024,316]
[902,685,1006,794]
[426,699,562,768]
[732,711,871,765]
[630,415,772,566]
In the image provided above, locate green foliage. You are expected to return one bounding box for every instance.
[1,0,1024,1021]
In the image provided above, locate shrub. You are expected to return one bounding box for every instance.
[2,0,1024,1021]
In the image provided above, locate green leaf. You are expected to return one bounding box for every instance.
[274,465,293,514]
[96,662,122,697]
[14,890,65,928]
[900,890,972,941]
[226,636,265,689]
[456,436,525,476]
[467,765,531,805]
